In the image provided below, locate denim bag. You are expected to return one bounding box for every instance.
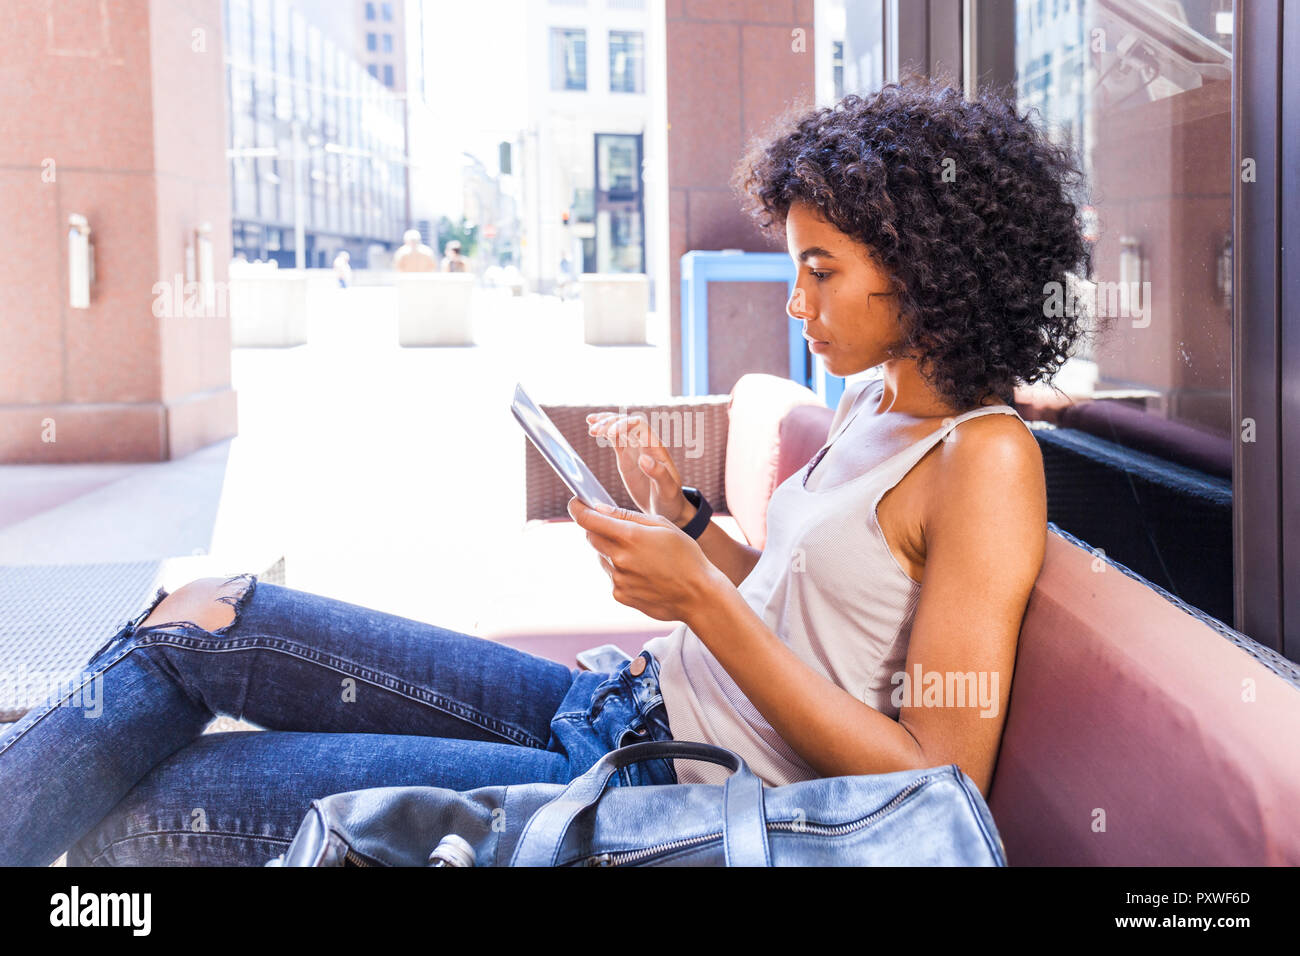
[269,740,1008,866]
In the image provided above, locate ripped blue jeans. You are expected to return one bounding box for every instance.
[0,575,675,866]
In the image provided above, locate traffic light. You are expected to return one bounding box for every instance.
[561,210,570,225]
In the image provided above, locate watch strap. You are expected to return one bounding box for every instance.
[678,486,713,539]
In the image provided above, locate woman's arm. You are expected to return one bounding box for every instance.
[671,498,762,587]
[679,415,1046,796]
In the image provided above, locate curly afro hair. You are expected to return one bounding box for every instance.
[732,79,1093,409]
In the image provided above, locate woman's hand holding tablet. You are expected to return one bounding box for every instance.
[511,383,721,620]
[565,496,723,624]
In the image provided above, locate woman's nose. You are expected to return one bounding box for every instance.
[787,285,814,321]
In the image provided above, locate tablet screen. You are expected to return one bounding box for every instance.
[511,383,617,509]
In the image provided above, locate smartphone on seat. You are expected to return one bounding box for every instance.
[575,643,636,673]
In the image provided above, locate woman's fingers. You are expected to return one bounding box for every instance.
[586,413,678,474]
[609,414,652,449]
[588,412,675,469]
[638,447,672,479]
[588,413,628,446]
[585,413,617,439]
[587,413,655,442]
[586,413,627,445]
[587,532,620,579]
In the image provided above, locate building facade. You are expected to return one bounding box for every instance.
[224,0,409,268]
[522,0,655,294]
[357,0,409,91]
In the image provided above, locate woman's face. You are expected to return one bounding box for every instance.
[784,201,904,378]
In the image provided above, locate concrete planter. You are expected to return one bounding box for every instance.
[396,274,475,346]
[229,271,310,347]
[580,273,648,345]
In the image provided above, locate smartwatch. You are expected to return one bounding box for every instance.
[678,486,713,539]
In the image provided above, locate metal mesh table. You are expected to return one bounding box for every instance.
[0,556,284,723]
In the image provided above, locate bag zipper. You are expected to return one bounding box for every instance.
[343,847,379,867]
[582,776,932,866]
[585,831,719,866]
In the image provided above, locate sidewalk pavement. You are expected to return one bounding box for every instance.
[0,285,676,638]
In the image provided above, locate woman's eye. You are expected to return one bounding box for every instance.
[810,271,830,281]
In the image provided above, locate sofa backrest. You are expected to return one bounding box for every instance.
[724,374,833,549]
[731,372,1300,865]
[989,527,1300,865]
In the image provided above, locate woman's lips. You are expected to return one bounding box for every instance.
[804,334,830,353]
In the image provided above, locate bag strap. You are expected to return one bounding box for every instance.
[724,760,771,866]
[509,740,771,867]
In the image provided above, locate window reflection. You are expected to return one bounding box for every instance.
[1012,0,1235,623]
[1016,0,1234,439]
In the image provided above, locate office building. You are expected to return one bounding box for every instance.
[521,0,656,294]
[224,0,409,267]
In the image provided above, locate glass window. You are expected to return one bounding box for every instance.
[597,135,639,194]
[382,33,393,53]
[365,2,375,21]
[381,2,392,21]
[1011,0,1233,439]
[832,40,844,101]
[841,1,885,95]
[550,28,586,90]
[366,32,376,52]
[594,133,644,273]
[609,30,644,93]
[1008,0,1234,623]
[367,63,378,79]
[383,63,394,87]
[571,186,594,222]
[596,207,643,273]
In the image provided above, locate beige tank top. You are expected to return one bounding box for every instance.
[641,376,1029,786]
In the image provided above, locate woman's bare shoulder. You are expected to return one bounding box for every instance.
[928,412,1046,534]
[943,410,1041,470]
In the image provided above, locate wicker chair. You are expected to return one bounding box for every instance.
[522,395,732,522]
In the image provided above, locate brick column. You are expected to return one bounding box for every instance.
[0,0,236,462]
[665,0,816,395]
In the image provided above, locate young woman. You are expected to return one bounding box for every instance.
[0,80,1089,866]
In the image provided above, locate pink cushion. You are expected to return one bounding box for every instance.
[777,403,836,489]
[989,531,1300,864]
[724,374,832,549]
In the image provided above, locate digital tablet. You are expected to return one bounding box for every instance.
[511,383,618,510]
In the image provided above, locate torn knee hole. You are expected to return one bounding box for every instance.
[139,574,254,633]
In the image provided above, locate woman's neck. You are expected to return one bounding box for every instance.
[872,359,977,419]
